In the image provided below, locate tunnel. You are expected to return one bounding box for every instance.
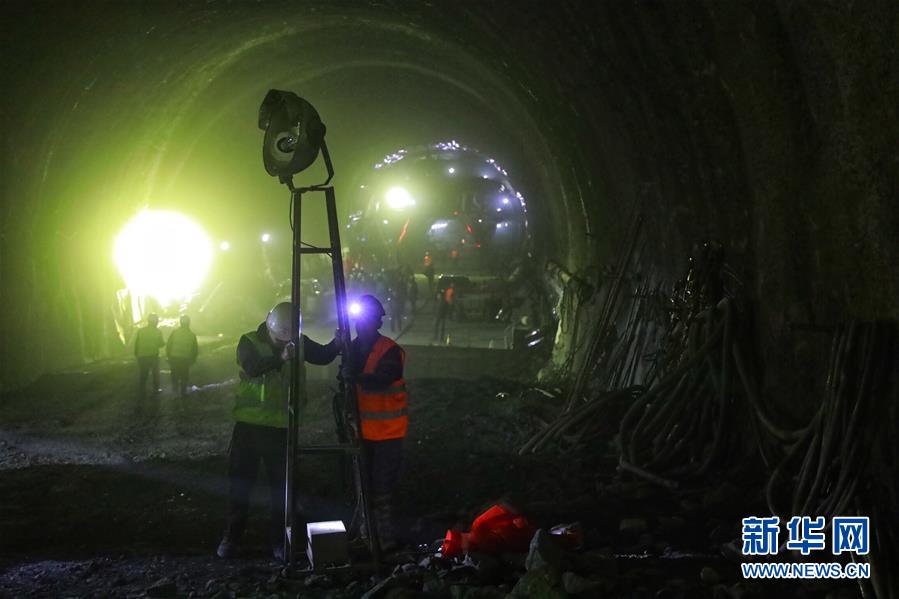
[0,1,897,597]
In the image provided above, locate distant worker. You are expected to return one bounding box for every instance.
[340,294,407,552]
[166,315,199,398]
[404,265,418,316]
[389,269,407,334]
[423,252,434,294]
[217,302,339,560]
[433,282,454,344]
[134,313,165,410]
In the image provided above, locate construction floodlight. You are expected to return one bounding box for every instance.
[259,89,326,179]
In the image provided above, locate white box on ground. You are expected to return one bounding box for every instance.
[306,520,349,569]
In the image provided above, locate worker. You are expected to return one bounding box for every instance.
[423,252,434,294]
[405,265,418,316]
[216,302,338,560]
[342,294,408,552]
[388,268,407,333]
[166,315,198,398]
[433,282,454,344]
[134,313,165,411]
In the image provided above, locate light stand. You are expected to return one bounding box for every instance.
[258,90,379,572]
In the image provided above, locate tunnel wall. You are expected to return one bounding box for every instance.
[436,0,897,403]
[1,0,896,401]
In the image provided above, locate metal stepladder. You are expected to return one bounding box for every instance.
[278,144,381,575]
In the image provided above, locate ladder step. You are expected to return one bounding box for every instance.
[297,247,333,255]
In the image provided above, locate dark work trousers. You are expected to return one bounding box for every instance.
[137,356,160,396]
[433,302,449,342]
[362,438,404,547]
[225,421,287,547]
[168,358,191,397]
[136,356,160,418]
[362,438,404,495]
[390,298,406,333]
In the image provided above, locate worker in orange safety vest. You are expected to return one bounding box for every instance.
[341,294,408,551]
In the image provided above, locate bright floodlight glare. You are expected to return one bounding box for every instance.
[448,167,456,174]
[348,301,362,316]
[114,210,213,307]
[261,233,271,243]
[385,186,416,210]
[220,241,231,251]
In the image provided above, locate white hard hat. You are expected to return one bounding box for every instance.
[266,302,301,343]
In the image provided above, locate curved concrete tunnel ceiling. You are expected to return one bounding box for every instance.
[1,1,897,389]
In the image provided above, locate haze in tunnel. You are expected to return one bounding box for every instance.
[0,1,568,388]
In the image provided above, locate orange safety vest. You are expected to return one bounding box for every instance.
[356,336,408,441]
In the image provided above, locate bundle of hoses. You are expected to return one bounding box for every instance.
[761,320,897,599]
[518,386,644,455]
[617,297,742,488]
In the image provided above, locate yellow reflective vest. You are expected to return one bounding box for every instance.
[232,332,296,428]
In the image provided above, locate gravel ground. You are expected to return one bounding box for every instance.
[0,344,862,597]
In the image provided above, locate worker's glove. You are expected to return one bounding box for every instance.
[281,342,296,361]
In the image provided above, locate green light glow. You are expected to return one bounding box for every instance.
[385,186,416,210]
[114,210,213,307]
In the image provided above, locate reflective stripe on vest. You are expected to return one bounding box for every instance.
[356,336,408,441]
[360,407,409,420]
[233,333,289,428]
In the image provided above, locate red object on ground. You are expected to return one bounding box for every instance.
[441,504,535,557]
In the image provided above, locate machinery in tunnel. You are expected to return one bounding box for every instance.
[342,142,556,343]
[346,142,529,278]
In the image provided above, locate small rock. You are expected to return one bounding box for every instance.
[525,529,564,572]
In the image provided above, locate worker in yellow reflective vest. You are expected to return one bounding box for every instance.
[216,302,338,560]
[134,313,165,412]
[342,294,408,552]
[166,315,198,398]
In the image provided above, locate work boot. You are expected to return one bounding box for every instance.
[216,537,237,559]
